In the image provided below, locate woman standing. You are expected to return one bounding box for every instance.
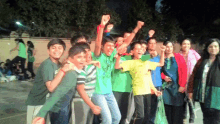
[188,38,220,124]
[161,41,187,124]
[27,41,36,79]
[179,38,201,124]
[10,38,28,80]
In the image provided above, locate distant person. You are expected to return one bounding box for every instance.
[179,38,201,124]
[27,41,36,79]
[10,38,28,79]
[70,33,90,46]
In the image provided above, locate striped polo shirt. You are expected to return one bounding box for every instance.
[75,64,97,98]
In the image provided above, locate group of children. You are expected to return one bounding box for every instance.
[28,14,188,124]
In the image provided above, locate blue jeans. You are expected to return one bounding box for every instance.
[92,92,121,124]
[49,104,71,124]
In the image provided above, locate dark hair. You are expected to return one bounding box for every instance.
[15,38,25,45]
[202,38,220,59]
[130,41,142,50]
[102,36,116,46]
[147,37,157,44]
[70,33,90,46]
[163,41,174,46]
[180,38,192,45]
[68,46,86,58]
[0,62,4,66]
[74,42,90,50]
[140,40,147,46]
[47,38,66,50]
[6,59,11,63]
[27,41,34,48]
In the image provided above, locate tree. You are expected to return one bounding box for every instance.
[0,0,14,29]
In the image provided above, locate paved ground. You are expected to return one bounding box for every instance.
[0,80,203,124]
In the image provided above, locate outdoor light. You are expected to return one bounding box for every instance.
[16,21,22,26]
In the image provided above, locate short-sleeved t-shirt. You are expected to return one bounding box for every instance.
[27,48,35,62]
[120,60,158,96]
[75,65,97,98]
[18,42,27,59]
[91,49,117,94]
[36,70,78,117]
[26,58,61,105]
[149,55,162,87]
[112,56,132,92]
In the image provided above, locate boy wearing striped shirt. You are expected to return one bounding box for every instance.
[72,42,101,124]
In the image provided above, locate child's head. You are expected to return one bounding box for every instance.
[70,33,90,46]
[102,36,115,56]
[74,42,92,63]
[47,38,66,60]
[180,38,192,52]
[140,40,147,54]
[27,41,34,48]
[147,37,157,51]
[15,38,25,45]
[130,41,143,59]
[115,37,124,47]
[163,41,175,54]
[68,46,86,70]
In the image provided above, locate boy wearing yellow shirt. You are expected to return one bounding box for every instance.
[115,41,165,124]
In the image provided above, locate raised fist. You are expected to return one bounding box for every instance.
[107,24,114,30]
[101,15,110,26]
[137,21,144,28]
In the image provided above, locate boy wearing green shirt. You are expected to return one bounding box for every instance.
[26,39,74,124]
[32,45,87,124]
[115,41,165,124]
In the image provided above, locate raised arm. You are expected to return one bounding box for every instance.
[117,21,144,54]
[10,43,19,53]
[94,15,110,57]
[158,46,166,67]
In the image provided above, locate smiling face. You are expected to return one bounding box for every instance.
[131,44,143,59]
[208,41,219,56]
[141,43,147,54]
[116,37,124,47]
[69,52,86,70]
[181,39,191,52]
[165,42,174,54]
[85,49,92,64]
[103,42,115,56]
[48,44,64,60]
[148,39,157,51]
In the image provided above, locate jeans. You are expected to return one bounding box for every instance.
[150,86,162,124]
[113,92,130,124]
[164,104,183,124]
[130,94,151,124]
[92,92,121,124]
[200,103,220,124]
[50,104,71,124]
[27,62,35,78]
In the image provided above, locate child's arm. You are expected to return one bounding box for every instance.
[45,62,75,92]
[77,84,101,115]
[10,43,19,53]
[158,46,166,67]
[94,15,110,57]
[35,71,77,119]
[114,54,122,69]
[117,21,144,53]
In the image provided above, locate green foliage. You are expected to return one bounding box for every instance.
[0,0,14,28]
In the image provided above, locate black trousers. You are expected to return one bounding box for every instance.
[183,100,195,123]
[10,56,28,78]
[130,94,151,124]
[113,91,130,124]
[149,87,162,124]
[27,62,35,78]
[164,104,184,124]
[200,103,220,124]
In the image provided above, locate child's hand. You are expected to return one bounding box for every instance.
[137,21,144,29]
[107,24,114,30]
[32,117,45,124]
[91,105,101,115]
[91,61,101,68]
[149,50,157,58]
[101,15,110,26]
[188,93,193,99]
[155,91,162,97]
[62,62,76,72]
[160,45,166,52]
